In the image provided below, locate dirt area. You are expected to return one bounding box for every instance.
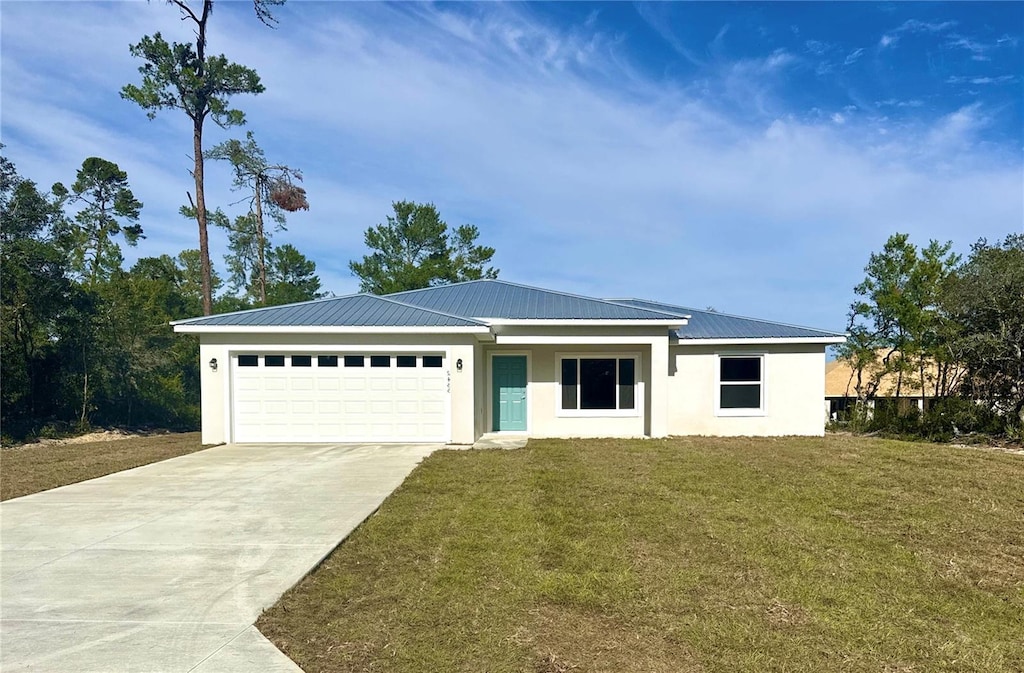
[827,430,1023,456]
[1,432,205,501]
[952,442,1024,456]
[7,428,187,450]
[20,429,143,447]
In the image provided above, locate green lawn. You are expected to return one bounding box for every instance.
[258,435,1024,673]
[0,432,206,501]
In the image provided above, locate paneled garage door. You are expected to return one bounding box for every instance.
[231,353,449,443]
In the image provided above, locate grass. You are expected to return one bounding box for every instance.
[0,432,206,501]
[258,435,1024,673]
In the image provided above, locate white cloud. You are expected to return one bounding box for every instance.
[947,75,1016,85]
[947,35,992,61]
[876,98,925,108]
[805,40,831,55]
[843,47,865,66]
[632,3,704,66]
[900,19,958,33]
[944,33,1018,62]
[880,18,957,49]
[925,103,988,151]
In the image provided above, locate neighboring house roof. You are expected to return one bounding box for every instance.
[824,349,961,398]
[607,298,846,341]
[388,279,685,321]
[171,293,488,328]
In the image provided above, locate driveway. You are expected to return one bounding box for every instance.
[0,442,439,672]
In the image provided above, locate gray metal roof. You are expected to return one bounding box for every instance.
[171,281,842,340]
[171,294,487,328]
[387,280,684,320]
[607,298,845,340]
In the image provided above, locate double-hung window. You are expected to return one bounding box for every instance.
[718,355,764,415]
[559,354,638,415]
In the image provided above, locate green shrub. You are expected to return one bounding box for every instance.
[922,398,1005,438]
[866,400,921,436]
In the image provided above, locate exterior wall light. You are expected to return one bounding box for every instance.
[209,358,218,371]
[456,358,463,371]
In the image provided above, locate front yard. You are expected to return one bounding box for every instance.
[259,435,1024,673]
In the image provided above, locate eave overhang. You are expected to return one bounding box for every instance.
[172,324,493,335]
[671,336,847,346]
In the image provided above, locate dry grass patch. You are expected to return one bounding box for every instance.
[1,432,205,500]
[258,435,1024,673]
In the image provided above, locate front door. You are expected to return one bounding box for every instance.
[492,355,527,431]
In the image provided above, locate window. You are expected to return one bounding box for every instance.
[396,355,417,368]
[291,355,312,367]
[559,355,637,413]
[344,355,364,367]
[719,355,763,413]
[318,355,338,367]
[423,356,443,368]
[238,355,258,367]
[265,355,285,367]
[370,355,390,368]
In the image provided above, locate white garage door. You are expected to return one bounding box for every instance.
[231,352,449,443]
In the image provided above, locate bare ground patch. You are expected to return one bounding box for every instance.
[1,432,206,500]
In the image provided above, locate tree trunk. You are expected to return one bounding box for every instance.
[919,357,927,414]
[193,1,214,316]
[894,353,903,406]
[254,177,267,305]
[79,342,89,428]
[194,121,212,316]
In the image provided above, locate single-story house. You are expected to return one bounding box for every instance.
[172,279,845,444]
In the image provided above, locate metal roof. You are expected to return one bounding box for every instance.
[171,294,487,328]
[170,281,841,340]
[387,280,685,321]
[608,298,845,340]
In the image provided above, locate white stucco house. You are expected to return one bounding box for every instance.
[172,279,845,444]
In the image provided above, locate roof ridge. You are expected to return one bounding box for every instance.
[612,298,845,336]
[385,278,498,296]
[389,280,688,320]
[372,294,489,326]
[170,291,367,325]
[604,298,691,318]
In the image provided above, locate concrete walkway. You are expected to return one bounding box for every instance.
[0,442,439,672]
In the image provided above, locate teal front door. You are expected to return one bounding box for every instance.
[492,356,527,431]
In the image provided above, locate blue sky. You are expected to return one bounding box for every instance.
[2,1,1021,330]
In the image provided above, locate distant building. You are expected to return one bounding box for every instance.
[825,350,963,420]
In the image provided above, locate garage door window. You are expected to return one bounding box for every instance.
[265,355,285,367]
[238,355,258,367]
[344,355,364,367]
[291,355,312,367]
[370,355,390,368]
[423,356,443,368]
[397,355,417,368]
[318,355,338,367]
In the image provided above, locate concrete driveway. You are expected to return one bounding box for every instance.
[0,442,439,672]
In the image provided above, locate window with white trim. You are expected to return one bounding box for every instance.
[559,355,637,413]
[718,355,764,413]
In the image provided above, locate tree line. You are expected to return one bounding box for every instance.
[0,151,322,443]
[840,232,1024,440]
